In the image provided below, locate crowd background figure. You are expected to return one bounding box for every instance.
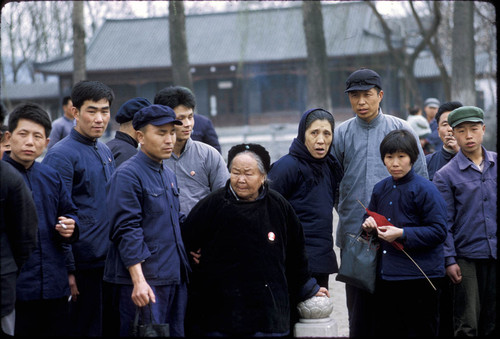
[1,70,496,337]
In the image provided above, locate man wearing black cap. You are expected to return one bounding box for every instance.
[104,104,191,337]
[433,106,497,337]
[106,97,151,167]
[332,68,429,337]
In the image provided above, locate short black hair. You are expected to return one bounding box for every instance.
[408,106,420,116]
[435,101,463,125]
[154,86,196,109]
[62,96,72,106]
[0,102,7,127]
[8,103,52,137]
[71,80,115,111]
[380,129,419,165]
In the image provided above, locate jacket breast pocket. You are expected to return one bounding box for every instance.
[143,190,166,215]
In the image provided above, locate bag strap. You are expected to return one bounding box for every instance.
[135,303,158,325]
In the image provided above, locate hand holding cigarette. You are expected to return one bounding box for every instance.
[56,216,75,237]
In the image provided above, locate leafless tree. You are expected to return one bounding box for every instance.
[302,1,332,112]
[452,1,476,105]
[73,1,86,83]
[367,1,443,109]
[168,0,193,90]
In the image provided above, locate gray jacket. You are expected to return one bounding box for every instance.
[333,110,429,249]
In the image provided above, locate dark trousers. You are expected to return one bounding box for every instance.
[438,276,454,337]
[374,278,441,337]
[68,267,113,337]
[15,297,69,336]
[345,283,376,337]
[452,258,496,337]
[113,283,188,337]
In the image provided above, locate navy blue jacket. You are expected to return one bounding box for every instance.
[192,114,221,153]
[268,108,342,274]
[3,154,79,300]
[106,130,138,168]
[0,161,38,316]
[425,147,456,181]
[42,128,115,269]
[367,168,447,280]
[104,151,190,285]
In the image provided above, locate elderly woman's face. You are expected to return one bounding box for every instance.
[230,153,266,201]
[305,119,332,159]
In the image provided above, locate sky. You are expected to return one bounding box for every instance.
[128,0,407,18]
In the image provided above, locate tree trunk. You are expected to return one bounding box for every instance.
[72,1,86,84]
[451,1,475,105]
[168,0,193,90]
[302,1,332,112]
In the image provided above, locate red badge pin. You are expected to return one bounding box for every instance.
[268,232,275,242]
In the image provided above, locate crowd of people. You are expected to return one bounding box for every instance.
[0,68,496,338]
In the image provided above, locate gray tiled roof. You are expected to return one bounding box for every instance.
[1,82,59,100]
[35,2,388,74]
[413,51,495,78]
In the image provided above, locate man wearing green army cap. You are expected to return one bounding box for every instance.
[433,106,497,336]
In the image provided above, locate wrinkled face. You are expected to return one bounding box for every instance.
[348,87,383,123]
[453,122,485,157]
[230,153,266,201]
[137,123,177,163]
[383,151,412,181]
[6,119,48,168]
[173,105,194,143]
[74,98,110,140]
[438,111,457,149]
[304,119,332,159]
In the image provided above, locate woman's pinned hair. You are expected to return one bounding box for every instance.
[227,143,271,174]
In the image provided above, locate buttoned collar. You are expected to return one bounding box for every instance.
[457,146,495,171]
[355,108,383,128]
[70,128,97,146]
[137,149,164,172]
[2,152,34,172]
[391,167,415,185]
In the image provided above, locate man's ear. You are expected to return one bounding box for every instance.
[136,129,144,145]
[72,106,79,120]
[4,131,11,143]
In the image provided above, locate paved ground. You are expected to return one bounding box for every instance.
[329,209,349,337]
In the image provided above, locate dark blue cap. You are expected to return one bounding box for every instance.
[345,68,382,93]
[115,97,151,124]
[132,104,182,130]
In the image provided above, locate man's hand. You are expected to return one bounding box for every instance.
[190,248,201,264]
[129,263,156,307]
[56,216,75,238]
[68,273,79,301]
[446,263,462,284]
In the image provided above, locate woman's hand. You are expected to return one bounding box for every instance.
[362,216,378,233]
[315,287,330,298]
[376,225,403,243]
